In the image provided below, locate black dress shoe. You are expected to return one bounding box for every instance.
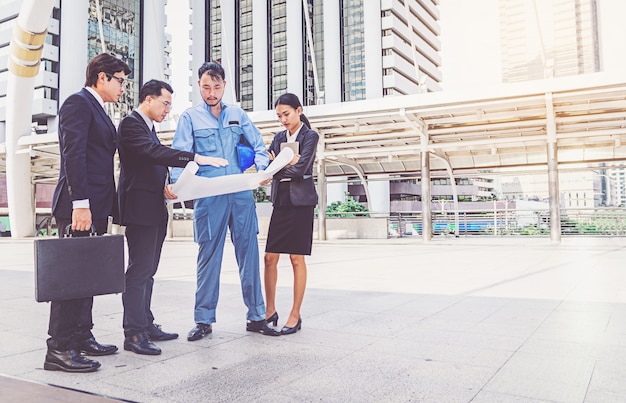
[187,323,212,341]
[146,323,179,341]
[124,332,161,355]
[44,348,101,373]
[281,318,302,335]
[77,337,118,356]
[265,312,279,327]
[246,320,281,336]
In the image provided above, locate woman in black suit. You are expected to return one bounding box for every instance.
[263,93,319,335]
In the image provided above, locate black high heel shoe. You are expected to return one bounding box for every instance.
[281,318,302,335]
[266,312,279,327]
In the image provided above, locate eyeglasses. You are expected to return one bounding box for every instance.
[105,73,125,86]
[151,97,172,110]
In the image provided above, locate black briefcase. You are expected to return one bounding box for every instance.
[34,228,125,302]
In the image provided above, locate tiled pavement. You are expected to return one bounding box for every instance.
[1,236,625,402]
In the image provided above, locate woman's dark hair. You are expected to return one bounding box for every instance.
[84,53,131,87]
[274,93,311,129]
[138,79,174,103]
[198,61,225,81]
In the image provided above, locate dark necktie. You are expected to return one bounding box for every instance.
[151,126,160,144]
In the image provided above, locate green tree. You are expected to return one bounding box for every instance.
[326,196,368,218]
[252,186,267,202]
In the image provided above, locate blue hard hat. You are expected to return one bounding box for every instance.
[237,142,255,171]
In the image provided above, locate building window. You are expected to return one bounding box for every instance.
[207,0,222,63]
[88,0,140,119]
[340,0,365,101]
[269,0,288,107]
[236,0,253,111]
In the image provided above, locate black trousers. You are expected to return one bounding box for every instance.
[122,220,167,337]
[47,218,108,350]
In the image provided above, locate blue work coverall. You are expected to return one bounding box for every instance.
[171,102,269,325]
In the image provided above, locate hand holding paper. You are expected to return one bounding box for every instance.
[168,147,294,204]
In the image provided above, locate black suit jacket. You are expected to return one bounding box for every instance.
[117,110,195,226]
[52,88,118,221]
[267,126,319,206]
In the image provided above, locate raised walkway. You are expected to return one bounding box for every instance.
[1,236,625,402]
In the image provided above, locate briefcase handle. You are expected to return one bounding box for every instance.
[63,224,98,238]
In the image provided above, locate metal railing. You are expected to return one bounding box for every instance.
[389,207,626,237]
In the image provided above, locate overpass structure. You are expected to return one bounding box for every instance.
[2,73,625,241]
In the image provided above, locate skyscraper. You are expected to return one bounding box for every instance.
[499,0,600,82]
[496,0,620,208]
[189,0,442,111]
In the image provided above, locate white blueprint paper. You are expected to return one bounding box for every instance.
[168,147,294,204]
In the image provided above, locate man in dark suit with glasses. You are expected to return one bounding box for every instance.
[47,53,131,373]
[116,80,227,355]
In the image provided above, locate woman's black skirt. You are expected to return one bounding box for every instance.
[265,182,314,255]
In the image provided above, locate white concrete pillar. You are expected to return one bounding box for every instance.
[286,0,303,100]
[142,0,167,82]
[327,181,348,204]
[364,2,382,99]
[58,0,88,106]
[322,1,341,104]
[252,2,268,110]
[6,0,55,237]
[189,0,206,105]
[220,0,237,104]
[545,92,561,243]
[367,175,390,216]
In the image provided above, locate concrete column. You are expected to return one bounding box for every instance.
[421,151,432,242]
[327,181,348,204]
[286,0,303,99]
[545,92,561,243]
[189,0,206,105]
[58,0,88,106]
[363,1,382,99]
[317,157,327,241]
[252,2,268,110]
[322,1,340,104]
[367,175,390,217]
[142,0,166,82]
[6,0,55,237]
[220,0,237,104]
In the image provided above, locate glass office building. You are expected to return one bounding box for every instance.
[499,0,600,82]
[191,0,441,111]
[87,0,141,119]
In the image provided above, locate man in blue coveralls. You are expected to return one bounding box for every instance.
[171,61,280,340]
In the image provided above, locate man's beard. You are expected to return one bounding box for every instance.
[204,97,221,107]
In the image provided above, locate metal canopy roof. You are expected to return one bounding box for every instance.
[1,73,625,184]
[251,72,626,177]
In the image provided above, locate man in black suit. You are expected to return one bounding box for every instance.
[117,80,227,355]
[46,53,131,373]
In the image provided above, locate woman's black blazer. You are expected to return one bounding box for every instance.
[267,126,319,206]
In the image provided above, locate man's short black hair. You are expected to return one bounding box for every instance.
[198,61,225,81]
[85,53,131,87]
[138,79,173,103]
